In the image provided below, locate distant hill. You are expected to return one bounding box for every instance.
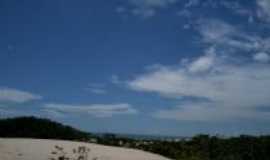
[0,116,91,141]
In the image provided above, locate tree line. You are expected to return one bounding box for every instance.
[0,116,91,141]
[1,116,270,160]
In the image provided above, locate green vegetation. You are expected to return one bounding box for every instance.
[134,134,270,160]
[1,117,270,160]
[0,116,91,141]
[94,134,270,160]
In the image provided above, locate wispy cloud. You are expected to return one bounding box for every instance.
[0,87,42,103]
[113,4,270,121]
[85,83,107,95]
[196,19,260,51]
[41,109,66,118]
[257,0,270,22]
[111,75,122,84]
[125,16,270,121]
[182,0,255,24]
[253,52,270,63]
[87,88,107,94]
[188,51,215,73]
[154,101,270,121]
[192,0,270,24]
[127,52,270,121]
[44,103,138,118]
[195,18,270,56]
[0,108,18,117]
[118,0,177,18]
[184,0,200,8]
[0,107,42,118]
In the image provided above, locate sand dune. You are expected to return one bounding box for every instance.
[0,138,171,160]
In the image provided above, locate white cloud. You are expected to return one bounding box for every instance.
[88,88,107,94]
[188,53,215,73]
[257,0,270,22]
[111,75,121,84]
[201,0,218,8]
[42,109,66,118]
[44,103,138,118]
[127,53,270,121]
[197,19,259,50]
[125,16,270,122]
[113,1,270,122]
[0,88,42,103]
[197,19,236,42]
[116,6,126,14]
[85,83,107,94]
[184,0,200,8]
[132,8,156,18]
[154,101,270,121]
[220,1,253,17]
[181,0,255,24]
[129,0,177,8]
[248,15,255,23]
[122,0,177,18]
[177,9,192,18]
[195,19,270,56]
[183,24,191,29]
[0,108,42,118]
[0,108,17,117]
[253,52,270,63]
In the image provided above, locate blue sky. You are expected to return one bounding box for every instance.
[1,0,270,136]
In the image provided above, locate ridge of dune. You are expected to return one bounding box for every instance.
[0,138,171,160]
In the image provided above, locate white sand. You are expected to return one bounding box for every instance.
[0,138,171,160]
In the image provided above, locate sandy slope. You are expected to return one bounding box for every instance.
[0,138,171,160]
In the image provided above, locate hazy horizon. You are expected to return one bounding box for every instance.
[1,0,270,136]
